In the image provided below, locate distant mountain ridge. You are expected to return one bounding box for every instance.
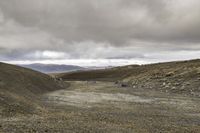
[20,63,85,73]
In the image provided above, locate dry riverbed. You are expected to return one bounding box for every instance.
[1,81,200,133]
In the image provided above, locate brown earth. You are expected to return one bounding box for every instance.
[0,62,63,117]
[58,59,200,96]
[1,60,200,133]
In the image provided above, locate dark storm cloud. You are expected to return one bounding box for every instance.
[1,0,200,44]
[0,0,200,63]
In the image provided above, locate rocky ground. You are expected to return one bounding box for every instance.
[1,81,200,133]
[59,60,200,97]
[1,60,200,133]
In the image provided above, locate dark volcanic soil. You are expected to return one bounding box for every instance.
[1,60,200,133]
[1,81,200,133]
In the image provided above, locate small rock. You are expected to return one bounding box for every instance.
[174,82,180,86]
[165,85,170,88]
[121,83,128,87]
[165,72,174,77]
[172,87,176,90]
[114,81,119,84]
[185,82,190,85]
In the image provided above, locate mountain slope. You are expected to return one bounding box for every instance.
[21,63,85,73]
[0,62,63,117]
[58,59,200,95]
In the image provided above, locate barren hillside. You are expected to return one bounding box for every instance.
[58,59,200,95]
[0,62,63,117]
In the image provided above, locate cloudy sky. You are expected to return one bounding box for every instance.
[0,0,200,66]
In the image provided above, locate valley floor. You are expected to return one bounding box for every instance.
[1,81,200,133]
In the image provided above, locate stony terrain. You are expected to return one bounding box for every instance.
[59,59,200,96]
[1,81,200,133]
[1,60,200,133]
[0,62,63,120]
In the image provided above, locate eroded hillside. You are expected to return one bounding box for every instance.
[58,59,200,96]
[1,60,200,133]
[0,62,63,117]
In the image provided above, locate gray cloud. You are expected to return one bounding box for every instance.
[0,0,200,64]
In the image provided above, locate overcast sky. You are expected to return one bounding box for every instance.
[0,0,200,66]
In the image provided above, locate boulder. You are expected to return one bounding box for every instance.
[120,83,128,87]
